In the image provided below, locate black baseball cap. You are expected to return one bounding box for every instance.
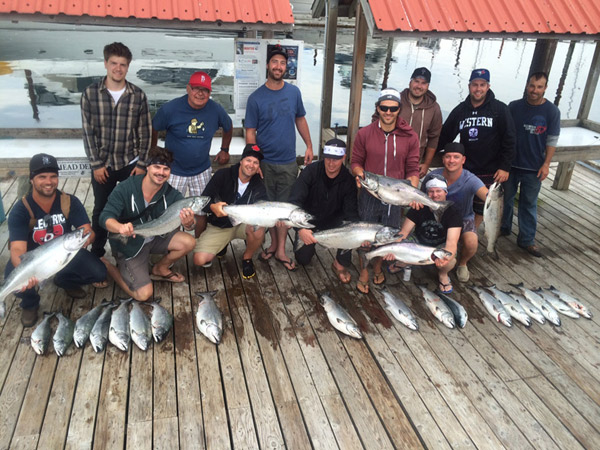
[411,67,431,83]
[439,142,466,156]
[241,144,264,161]
[267,44,288,63]
[30,153,59,179]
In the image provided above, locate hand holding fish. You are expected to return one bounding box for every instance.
[434,249,454,268]
[210,201,228,218]
[179,207,196,229]
[408,200,424,210]
[19,276,39,292]
[298,228,317,245]
[494,169,509,183]
[116,222,135,237]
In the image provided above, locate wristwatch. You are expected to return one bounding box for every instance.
[220,147,229,153]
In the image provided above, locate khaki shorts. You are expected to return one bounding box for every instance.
[261,160,298,201]
[194,223,247,255]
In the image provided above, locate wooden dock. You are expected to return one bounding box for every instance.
[0,163,599,449]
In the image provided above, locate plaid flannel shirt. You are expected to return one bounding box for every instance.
[81,77,152,171]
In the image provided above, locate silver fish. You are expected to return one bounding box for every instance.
[319,293,363,339]
[359,171,452,219]
[89,303,117,352]
[508,292,546,325]
[379,286,418,330]
[195,291,223,345]
[31,312,55,355]
[149,298,173,342]
[469,286,512,327]
[417,285,455,329]
[510,283,561,326]
[486,285,531,327]
[295,222,401,252]
[223,201,315,228]
[534,289,580,319]
[483,182,504,254]
[53,312,75,357]
[435,290,468,328]
[547,286,592,319]
[365,242,452,265]
[109,299,132,351]
[0,228,89,317]
[73,299,111,348]
[112,196,209,244]
[130,301,153,351]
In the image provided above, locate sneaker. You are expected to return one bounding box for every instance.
[65,287,87,299]
[21,306,39,327]
[202,260,213,268]
[217,247,227,258]
[456,265,470,282]
[242,259,255,279]
[520,244,542,258]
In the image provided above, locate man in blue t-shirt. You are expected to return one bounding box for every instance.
[422,143,488,282]
[502,72,560,258]
[5,154,107,327]
[152,71,233,237]
[244,45,314,271]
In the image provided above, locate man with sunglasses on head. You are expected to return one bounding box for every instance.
[152,71,233,238]
[100,147,196,301]
[351,88,420,294]
[5,154,107,327]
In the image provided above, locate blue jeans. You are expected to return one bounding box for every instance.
[4,249,107,309]
[501,169,541,247]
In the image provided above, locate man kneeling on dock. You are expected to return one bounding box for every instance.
[193,144,267,279]
[100,147,196,301]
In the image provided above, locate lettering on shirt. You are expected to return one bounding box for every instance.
[32,213,66,245]
[458,116,494,129]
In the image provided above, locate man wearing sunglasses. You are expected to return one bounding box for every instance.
[351,88,420,294]
[151,71,233,238]
[5,154,107,327]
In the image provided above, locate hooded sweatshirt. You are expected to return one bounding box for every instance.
[399,88,443,160]
[351,116,420,180]
[438,89,516,175]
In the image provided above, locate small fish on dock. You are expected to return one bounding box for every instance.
[319,292,363,339]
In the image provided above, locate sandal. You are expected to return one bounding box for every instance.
[438,276,453,294]
[331,263,351,284]
[92,280,108,288]
[259,250,275,262]
[149,271,185,283]
[387,262,407,275]
[357,278,369,294]
[275,256,297,272]
[373,271,386,285]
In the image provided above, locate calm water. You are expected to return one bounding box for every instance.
[0,21,598,154]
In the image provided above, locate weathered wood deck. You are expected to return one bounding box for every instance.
[0,163,599,449]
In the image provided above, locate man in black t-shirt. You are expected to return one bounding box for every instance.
[389,175,461,293]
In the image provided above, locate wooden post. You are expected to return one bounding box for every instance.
[528,39,557,77]
[346,1,368,159]
[318,0,339,157]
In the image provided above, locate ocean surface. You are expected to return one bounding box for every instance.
[0,21,598,155]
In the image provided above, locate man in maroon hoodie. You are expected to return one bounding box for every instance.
[351,88,420,294]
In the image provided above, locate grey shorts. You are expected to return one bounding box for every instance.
[462,218,476,234]
[261,160,298,201]
[358,188,403,228]
[117,230,177,291]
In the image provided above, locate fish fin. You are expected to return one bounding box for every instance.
[418,259,430,264]
[19,252,36,263]
[228,216,242,227]
[509,282,523,288]
[432,201,453,222]
[108,231,129,244]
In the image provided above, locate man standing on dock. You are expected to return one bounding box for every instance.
[437,68,516,229]
[501,72,560,258]
[398,67,443,178]
[81,42,152,259]
[151,71,233,238]
[244,44,314,272]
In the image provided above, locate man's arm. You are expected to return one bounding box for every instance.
[436,226,461,268]
[538,145,556,181]
[475,185,489,202]
[151,129,159,148]
[295,116,313,165]
[214,126,233,165]
[245,128,257,144]
[495,104,516,182]
[419,147,437,178]
[134,93,153,174]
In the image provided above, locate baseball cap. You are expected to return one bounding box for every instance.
[241,144,264,162]
[469,68,490,83]
[267,44,288,63]
[189,71,212,91]
[323,138,346,160]
[425,175,448,192]
[377,88,401,104]
[30,153,59,179]
[411,67,431,83]
[439,142,466,156]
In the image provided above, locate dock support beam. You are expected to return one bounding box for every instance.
[318,0,339,157]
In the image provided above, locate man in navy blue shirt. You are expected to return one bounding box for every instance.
[5,154,106,326]
[502,72,560,257]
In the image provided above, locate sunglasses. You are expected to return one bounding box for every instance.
[378,105,399,113]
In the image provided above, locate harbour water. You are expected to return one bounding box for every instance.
[0,21,598,155]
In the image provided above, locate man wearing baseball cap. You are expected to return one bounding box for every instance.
[397,67,443,178]
[5,153,107,326]
[422,143,489,282]
[351,87,420,294]
[289,138,358,283]
[437,68,516,230]
[152,70,233,237]
[193,144,268,279]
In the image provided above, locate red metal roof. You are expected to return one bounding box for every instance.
[0,0,294,25]
[363,0,600,36]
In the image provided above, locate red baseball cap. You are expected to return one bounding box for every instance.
[189,71,212,91]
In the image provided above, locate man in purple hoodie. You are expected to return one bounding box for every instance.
[351,88,420,294]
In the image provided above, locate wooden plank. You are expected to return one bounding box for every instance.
[552,161,575,190]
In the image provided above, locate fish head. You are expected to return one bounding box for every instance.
[359,171,379,192]
[319,294,332,308]
[54,341,66,356]
[90,335,105,353]
[432,247,453,261]
[152,326,169,343]
[375,226,402,244]
[31,338,45,355]
[63,228,90,251]
[73,330,88,348]
[190,196,210,214]
[345,323,363,339]
[488,182,504,200]
[205,324,223,344]
[406,319,419,331]
[289,209,315,228]
[442,314,456,329]
[132,332,150,351]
